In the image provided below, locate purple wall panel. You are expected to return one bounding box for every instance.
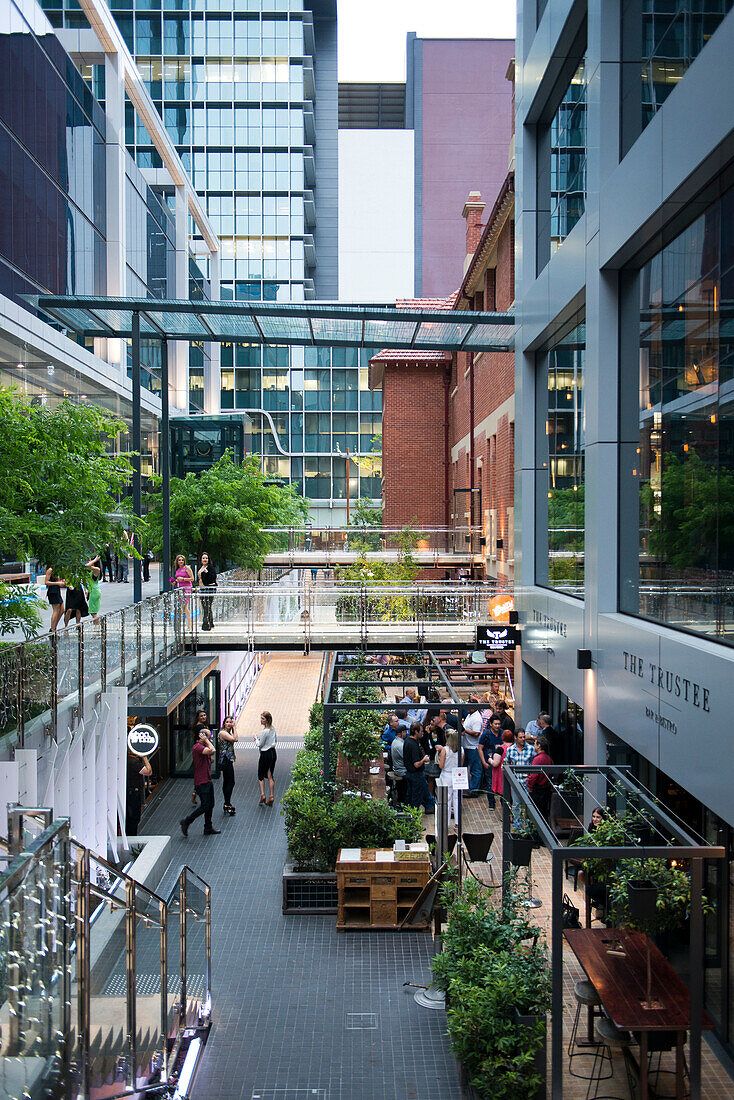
[420,39,515,297]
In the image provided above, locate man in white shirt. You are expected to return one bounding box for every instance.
[462,695,484,794]
[525,713,543,744]
[400,687,427,726]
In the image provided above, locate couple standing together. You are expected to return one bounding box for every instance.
[180,710,278,836]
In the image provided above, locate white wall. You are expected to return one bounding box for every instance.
[338,129,414,301]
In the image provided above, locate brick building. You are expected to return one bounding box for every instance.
[370,176,515,583]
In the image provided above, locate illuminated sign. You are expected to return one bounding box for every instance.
[127,723,160,757]
[489,595,515,622]
[475,624,520,651]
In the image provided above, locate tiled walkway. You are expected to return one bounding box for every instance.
[141,654,461,1100]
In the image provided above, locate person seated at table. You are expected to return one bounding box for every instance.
[578,807,610,914]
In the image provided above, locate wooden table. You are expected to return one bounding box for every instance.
[565,928,713,1098]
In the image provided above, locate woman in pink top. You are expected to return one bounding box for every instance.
[491,728,515,797]
[173,554,194,627]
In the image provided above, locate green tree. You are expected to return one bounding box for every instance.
[0,388,138,632]
[145,450,308,570]
[642,452,734,570]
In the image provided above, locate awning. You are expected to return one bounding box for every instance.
[33,296,515,353]
[127,654,218,717]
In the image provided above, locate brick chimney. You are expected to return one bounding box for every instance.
[462,191,485,275]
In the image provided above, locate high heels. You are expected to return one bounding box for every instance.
[224,804,236,816]
[266,796,274,806]
[259,794,266,805]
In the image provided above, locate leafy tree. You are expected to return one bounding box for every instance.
[0,388,139,632]
[145,450,307,571]
[349,500,383,529]
[0,582,43,639]
[641,452,734,571]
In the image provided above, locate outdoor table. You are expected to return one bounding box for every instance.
[564,927,713,1099]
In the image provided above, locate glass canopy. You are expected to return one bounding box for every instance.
[34,296,514,352]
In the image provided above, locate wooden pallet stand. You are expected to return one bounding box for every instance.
[336,847,431,932]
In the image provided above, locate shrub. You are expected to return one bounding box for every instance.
[432,876,551,1100]
[334,708,382,765]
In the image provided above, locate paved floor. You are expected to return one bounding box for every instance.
[140,654,461,1100]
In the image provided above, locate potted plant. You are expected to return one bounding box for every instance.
[607,857,703,1010]
[557,766,585,814]
[506,806,535,867]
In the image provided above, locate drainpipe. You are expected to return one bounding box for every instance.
[444,366,451,531]
[469,348,476,571]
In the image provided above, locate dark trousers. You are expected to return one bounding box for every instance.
[201,589,215,630]
[102,558,114,582]
[406,771,435,812]
[143,556,150,582]
[531,783,552,821]
[185,782,215,831]
[221,757,235,805]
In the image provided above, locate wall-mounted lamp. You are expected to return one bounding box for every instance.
[496,538,504,549]
[577,649,592,669]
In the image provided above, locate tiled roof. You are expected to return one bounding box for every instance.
[370,293,458,362]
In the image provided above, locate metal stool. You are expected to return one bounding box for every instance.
[568,980,606,1080]
[642,1030,690,1099]
[585,1017,636,1100]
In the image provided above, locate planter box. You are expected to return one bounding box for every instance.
[514,1007,547,1100]
[452,1053,481,1100]
[282,861,338,914]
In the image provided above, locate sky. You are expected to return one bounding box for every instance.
[337,0,517,83]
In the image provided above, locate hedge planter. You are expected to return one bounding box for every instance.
[452,1052,481,1100]
[282,861,338,915]
[506,833,533,867]
[627,879,658,922]
[513,1007,547,1100]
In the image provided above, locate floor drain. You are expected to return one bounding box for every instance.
[251,1091,327,1099]
[346,1012,378,1030]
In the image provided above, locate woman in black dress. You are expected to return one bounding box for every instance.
[197,552,217,631]
[45,567,66,632]
[64,579,89,626]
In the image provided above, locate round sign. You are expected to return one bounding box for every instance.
[489,594,515,623]
[127,723,159,758]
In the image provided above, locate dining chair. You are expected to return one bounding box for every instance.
[461,832,496,883]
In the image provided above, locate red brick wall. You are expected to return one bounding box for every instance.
[381,362,448,529]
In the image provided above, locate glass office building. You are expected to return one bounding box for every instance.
[43,0,382,518]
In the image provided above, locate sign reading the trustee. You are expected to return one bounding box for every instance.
[127,723,159,758]
[475,624,520,651]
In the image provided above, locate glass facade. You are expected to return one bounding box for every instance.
[621,1,734,156]
[0,0,107,300]
[42,0,379,506]
[621,184,734,645]
[537,319,585,594]
[549,57,586,254]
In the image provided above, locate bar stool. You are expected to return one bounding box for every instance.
[585,1017,636,1100]
[568,980,606,1080]
[640,1030,690,1099]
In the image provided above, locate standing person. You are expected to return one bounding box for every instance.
[478,715,504,808]
[492,698,516,734]
[219,715,238,815]
[85,556,102,623]
[390,726,408,803]
[462,696,484,797]
[101,543,114,583]
[490,729,515,804]
[180,729,219,836]
[64,577,89,626]
[44,567,67,632]
[121,528,132,582]
[173,554,194,628]
[504,727,536,827]
[143,547,153,583]
[254,711,277,806]
[436,730,460,826]
[403,722,435,813]
[197,552,217,631]
[526,735,554,820]
[126,754,152,836]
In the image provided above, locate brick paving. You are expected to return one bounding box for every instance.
[457,799,734,1099]
[140,653,461,1100]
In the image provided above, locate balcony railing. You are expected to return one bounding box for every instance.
[0,807,211,1099]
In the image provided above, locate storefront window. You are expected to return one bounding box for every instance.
[620,184,734,645]
[537,319,585,595]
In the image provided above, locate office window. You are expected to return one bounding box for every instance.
[620,183,734,645]
[621,1,734,155]
[536,318,585,595]
[550,58,587,254]
[304,457,330,498]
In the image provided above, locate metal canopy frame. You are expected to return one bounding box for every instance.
[33,296,514,602]
[35,296,515,352]
[502,763,727,1100]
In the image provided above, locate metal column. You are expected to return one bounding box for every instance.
[161,337,171,592]
[132,310,142,603]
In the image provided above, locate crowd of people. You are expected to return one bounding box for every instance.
[380,683,560,827]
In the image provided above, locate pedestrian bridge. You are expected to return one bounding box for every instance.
[186,580,513,651]
[260,526,480,569]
